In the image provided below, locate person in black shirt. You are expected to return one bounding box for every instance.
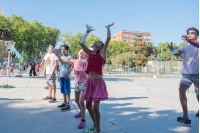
[30,61,36,77]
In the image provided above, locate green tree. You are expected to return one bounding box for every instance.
[113,52,136,68]
[107,40,131,57]
[130,41,156,66]
[156,42,184,61]
[0,14,60,58]
[0,41,6,57]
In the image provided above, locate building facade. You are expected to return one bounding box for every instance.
[111,30,151,46]
[0,5,4,15]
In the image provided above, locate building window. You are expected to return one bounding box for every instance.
[143,35,146,39]
[129,43,133,46]
[147,36,151,39]
[143,40,146,42]
[129,39,134,42]
[147,40,150,43]
[123,38,128,42]
[134,35,142,38]
[123,34,128,37]
[129,34,134,38]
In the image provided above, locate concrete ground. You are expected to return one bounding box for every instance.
[0,74,199,133]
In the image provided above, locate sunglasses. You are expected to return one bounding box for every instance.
[187,32,195,35]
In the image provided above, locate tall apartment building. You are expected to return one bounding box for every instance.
[0,5,4,15]
[111,30,151,46]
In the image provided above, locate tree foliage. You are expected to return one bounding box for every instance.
[156,42,187,61]
[0,41,6,57]
[0,14,60,58]
[130,41,157,66]
[107,40,131,57]
[113,52,136,67]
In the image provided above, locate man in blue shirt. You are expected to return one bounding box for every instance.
[30,60,36,77]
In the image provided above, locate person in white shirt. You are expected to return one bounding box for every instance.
[40,50,49,89]
[42,43,58,103]
[168,27,199,124]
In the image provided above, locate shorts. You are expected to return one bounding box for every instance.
[46,74,56,87]
[59,78,71,94]
[10,69,13,72]
[36,70,39,72]
[75,82,86,93]
[83,78,108,101]
[180,74,199,95]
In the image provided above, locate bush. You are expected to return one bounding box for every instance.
[110,65,116,70]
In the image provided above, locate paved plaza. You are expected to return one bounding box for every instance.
[0,74,199,133]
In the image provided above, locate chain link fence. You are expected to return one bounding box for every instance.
[102,60,183,76]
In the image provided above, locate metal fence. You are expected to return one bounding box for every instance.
[102,60,183,76]
[5,55,183,76]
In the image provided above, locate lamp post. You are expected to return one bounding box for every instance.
[135,55,137,73]
[0,41,15,88]
[35,43,38,64]
[161,48,162,75]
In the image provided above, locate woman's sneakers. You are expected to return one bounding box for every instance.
[177,116,191,124]
[75,112,82,118]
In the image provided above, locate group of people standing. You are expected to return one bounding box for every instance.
[35,24,198,133]
[40,23,114,133]
[0,59,14,76]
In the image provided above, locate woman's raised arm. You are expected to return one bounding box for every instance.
[79,25,95,55]
[101,22,114,55]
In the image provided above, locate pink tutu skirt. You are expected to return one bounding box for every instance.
[83,78,108,101]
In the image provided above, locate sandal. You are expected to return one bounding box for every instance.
[84,126,96,133]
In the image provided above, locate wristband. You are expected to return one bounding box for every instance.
[43,70,45,73]
[56,74,59,77]
[170,50,178,55]
[79,33,89,44]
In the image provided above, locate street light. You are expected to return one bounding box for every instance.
[35,43,38,64]
[0,41,15,88]
[135,55,137,73]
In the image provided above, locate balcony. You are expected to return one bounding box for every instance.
[134,34,142,39]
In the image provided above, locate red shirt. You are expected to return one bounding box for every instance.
[85,52,104,76]
[36,65,40,70]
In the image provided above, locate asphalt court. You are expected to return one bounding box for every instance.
[0,75,199,133]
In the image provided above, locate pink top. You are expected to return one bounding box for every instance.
[85,52,104,76]
[179,44,199,74]
[73,59,88,82]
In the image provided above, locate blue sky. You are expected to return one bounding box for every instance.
[0,0,199,49]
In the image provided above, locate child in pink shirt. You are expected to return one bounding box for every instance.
[55,49,87,129]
